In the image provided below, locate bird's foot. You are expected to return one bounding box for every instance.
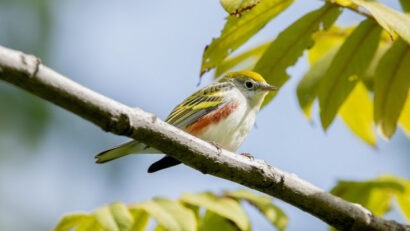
[240,152,254,160]
[209,141,222,154]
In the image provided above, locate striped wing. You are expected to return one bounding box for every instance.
[166,81,234,128]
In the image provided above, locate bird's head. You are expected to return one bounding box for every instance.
[223,70,278,108]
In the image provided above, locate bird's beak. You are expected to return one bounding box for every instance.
[260,83,279,91]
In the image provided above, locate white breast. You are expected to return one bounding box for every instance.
[195,89,258,152]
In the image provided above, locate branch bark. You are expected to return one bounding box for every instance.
[0,45,408,231]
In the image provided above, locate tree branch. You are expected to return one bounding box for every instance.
[0,45,407,231]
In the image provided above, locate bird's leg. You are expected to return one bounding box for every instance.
[208,141,222,154]
[240,152,254,160]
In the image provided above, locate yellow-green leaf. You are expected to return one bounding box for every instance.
[53,214,91,231]
[318,19,381,130]
[399,92,410,138]
[199,211,238,231]
[297,46,340,119]
[215,41,270,77]
[351,0,410,44]
[129,209,149,231]
[220,0,261,15]
[154,226,167,231]
[396,178,410,221]
[308,25,354,64]
[253,3,341,107]
[331,175,408,217]
[109,202,134,231]
[400,0,410,13]
[201,0,294,75]
[340,82,376,146]
[76,217,103,231]
[181,192,250,231]
[94,206,121,231]
[332,0,357,8]
[225,190,288,231]
[135,198,197,231]
[374,39,410,138]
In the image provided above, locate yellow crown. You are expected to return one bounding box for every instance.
[225,71,266,83]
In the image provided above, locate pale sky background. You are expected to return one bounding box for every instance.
[0,0,408,230]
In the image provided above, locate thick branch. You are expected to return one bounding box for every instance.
[0,45,407,231]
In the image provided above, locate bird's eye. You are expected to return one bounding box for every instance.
[244,80,254,89]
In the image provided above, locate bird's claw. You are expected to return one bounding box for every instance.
[240,152,254,160]
[209,141,222,154]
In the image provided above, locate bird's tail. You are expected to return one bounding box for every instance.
[147,156,181,173]
[95,140,158,164]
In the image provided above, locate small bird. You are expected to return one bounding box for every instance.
[95,70,278,173]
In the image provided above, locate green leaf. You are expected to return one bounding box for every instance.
[129,209,149,231]
[331,175,408,217]
[53,214,91,231]
[225,190,287,231]
[153,226,167,231]
[400,0,410,13]
[399,92,410,138]
[135,198,197,231]
[215,41,270,77]
[76,217,103,231]
[334,0,357,7]
[200,0,294,75]
[308,25,354,64]
[109,202,135,231]
[181,192,250,231]
[297,46,340,119]
[220,0,261,15]
[362,41,392,91]
[396,178,410,221]
[253,3,341,107]
[339,82,376,146]
[351,0,410,44]
[298,26,360,118]
[94,206,121,231]
[318,19,382,129]
[199,211,238,231]
[374,39,410,138]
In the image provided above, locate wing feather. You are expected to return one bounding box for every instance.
[166,81,234,128]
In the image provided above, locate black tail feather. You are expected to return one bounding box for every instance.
[147,156,181,173]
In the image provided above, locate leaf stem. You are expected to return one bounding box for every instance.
[321,0,374,19]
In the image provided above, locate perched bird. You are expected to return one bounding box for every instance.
[95,70,278,173]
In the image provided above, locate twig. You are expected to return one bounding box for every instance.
[321,0,374,19]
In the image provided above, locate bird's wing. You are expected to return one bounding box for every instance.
[166,81,234,128]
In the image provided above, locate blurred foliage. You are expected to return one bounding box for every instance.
[203,0,410,144]
[0,0,53,148]
[54,190,287,231]
[339,82,375,145]
[400,0,410,13]
[331,175,410,222]
[0,85,50,146]
[200,0,294,75]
